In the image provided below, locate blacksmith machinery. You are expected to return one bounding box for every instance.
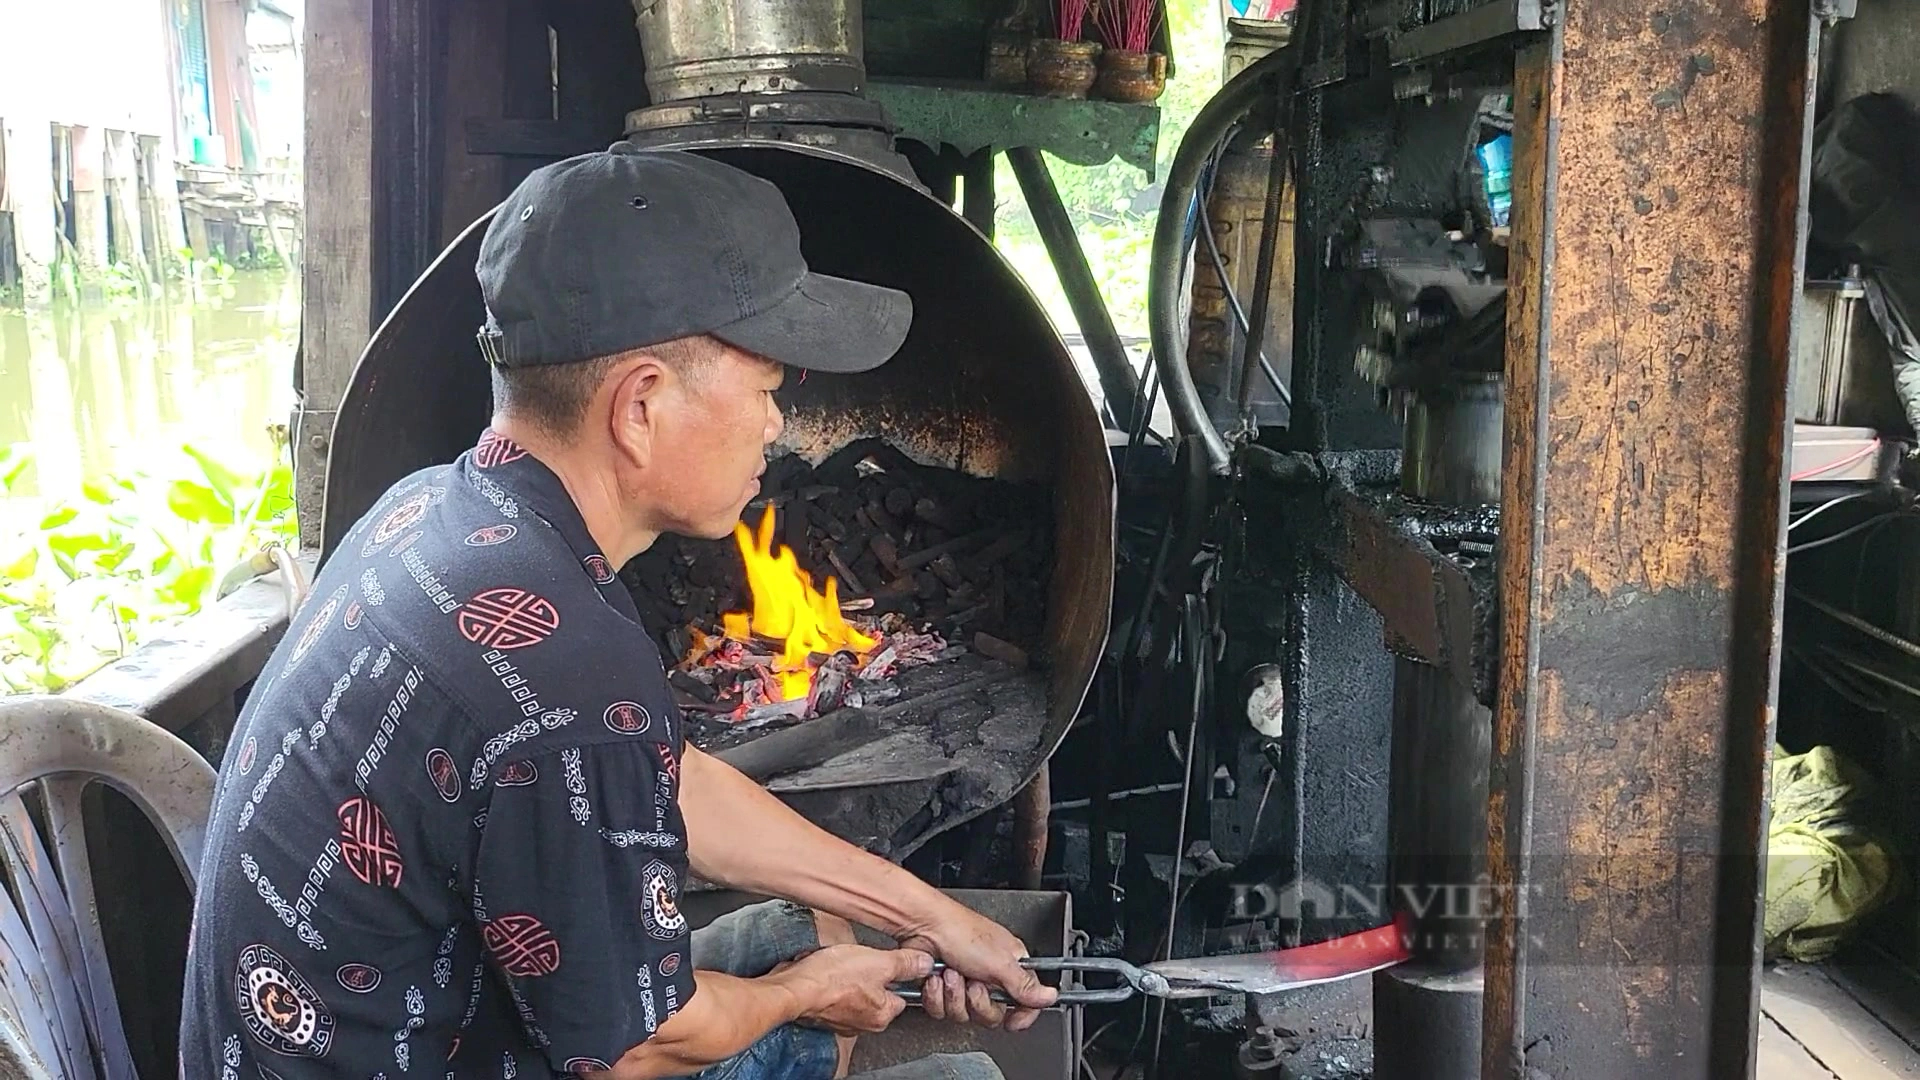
[286,0,1899,1074]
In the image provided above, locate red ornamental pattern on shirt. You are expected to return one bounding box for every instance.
[656,740,679,785]
[288,585,347,667]
[362,485,440,557]
[456,588,561,649]
[336,796,404,887]
[465,523,518,547]
[603,701,651,736]
[582,553,616,584]
[494,759,539,787]
[483,914,562,977]
[474,429,530,468]
[425,748,461,802]
[335,963,382,994]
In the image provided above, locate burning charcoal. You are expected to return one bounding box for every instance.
[973,632,1029,670]
[670,670,719,704]
[884,487,914,518]
[845,681,902,709]
[808,652,860,715]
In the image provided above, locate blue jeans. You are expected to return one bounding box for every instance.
[685,901,1004,1080]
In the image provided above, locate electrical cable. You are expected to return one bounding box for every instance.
[1789,440,1881,482]
[1786,511,1916,556]
[1150,595,1210,1078]
[1787,489,1874,532]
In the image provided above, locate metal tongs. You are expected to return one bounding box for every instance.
[894,916,1410,1007]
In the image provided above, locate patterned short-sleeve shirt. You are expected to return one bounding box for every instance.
[182,429,696,1078]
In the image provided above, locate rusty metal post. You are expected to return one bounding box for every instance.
[1485,0,1816,1073]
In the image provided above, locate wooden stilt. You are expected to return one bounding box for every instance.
[104,130,147,283]
[3,117,59,307]
[136,135,187,281]
[69,126,109,276]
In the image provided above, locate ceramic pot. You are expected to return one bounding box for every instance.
[986,31,1030,89]
[1026,38,1101,99]
[1095,48,1167,103]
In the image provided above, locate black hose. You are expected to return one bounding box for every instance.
[1148,42,1302,474]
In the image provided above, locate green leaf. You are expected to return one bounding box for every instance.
[2,547,38,582]
[157,565,214,611]
[47,530,116,559]
[0,446,32,493]
[94,542,135,572]
[80,478,115,504]
[167,479,234,525]
[182,446,246,507]
[39,506,78,529]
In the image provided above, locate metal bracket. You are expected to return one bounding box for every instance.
[1388,0,1547,65]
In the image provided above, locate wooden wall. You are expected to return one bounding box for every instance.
[298,0,646,546]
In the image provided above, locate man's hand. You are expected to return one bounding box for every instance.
[898,903,1058,1032]
[770,944,935,1036]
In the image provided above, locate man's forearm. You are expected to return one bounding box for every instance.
[679,746,951,938]
[607,969,803,1079]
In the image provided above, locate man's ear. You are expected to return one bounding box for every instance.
[608,355,668,467]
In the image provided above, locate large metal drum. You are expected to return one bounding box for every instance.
[632,0,866,102]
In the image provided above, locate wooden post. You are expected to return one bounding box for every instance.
[104,130,148,282]
[300,0,377,549]
[3,117,59,307]
[136,135,188,280]
[69,125,110,275]
[1483,0,1814,1073]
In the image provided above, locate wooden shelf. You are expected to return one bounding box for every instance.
[867,79,1163,177]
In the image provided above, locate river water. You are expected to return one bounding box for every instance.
[0,272,299,530]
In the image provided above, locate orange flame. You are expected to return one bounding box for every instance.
[723,506,877,700]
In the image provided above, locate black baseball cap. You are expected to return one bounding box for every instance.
[475,145,912,373]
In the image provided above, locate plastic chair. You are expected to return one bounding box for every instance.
[0,696,218,1080]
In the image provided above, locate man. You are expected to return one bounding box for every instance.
[182,147,1055,1079]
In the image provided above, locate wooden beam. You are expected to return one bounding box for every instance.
[437,0,510,246]
[300,0,377,549]
[1483,0,1817,1072]
[370,0,440,320]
